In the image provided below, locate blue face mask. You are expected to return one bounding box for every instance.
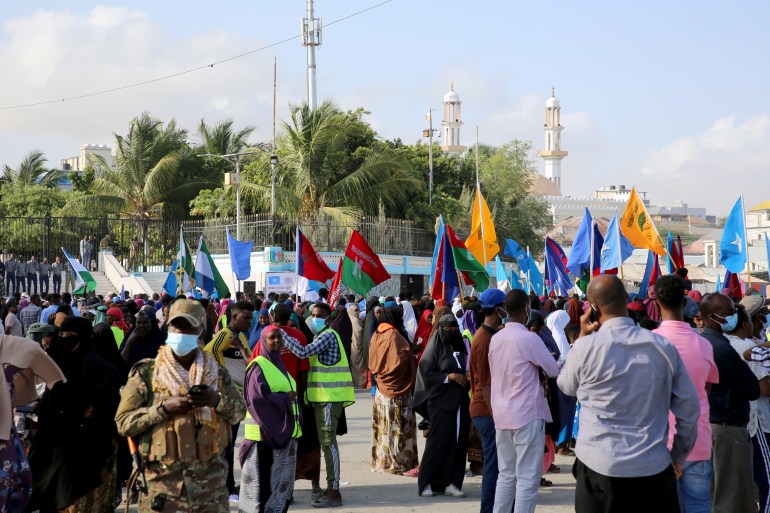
[715,313,739,333]
[497,307,508,325]
[310,317,326,334]
[166,331,200,356]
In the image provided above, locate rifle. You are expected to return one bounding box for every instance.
[125,436,148,512]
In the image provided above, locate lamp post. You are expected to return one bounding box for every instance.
[422,109,438,205]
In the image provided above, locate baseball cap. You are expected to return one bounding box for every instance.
[479,288,506,309]
[27,323,55,335]
[740,295,765,317]
[168,299,206,328]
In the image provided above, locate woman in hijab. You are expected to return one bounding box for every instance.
[106,306,129,348]
[239,325,300,512]
[546,309,577,456]
[347,303,367,388]
[566,296,583,326]
[644,286,661,322]
[688,289,703,303]
[121,310,166,369]
[0,326,64,512]
[546,310,571,360]
[542,298,555,315]
[247,309,270,351]
[369,306,418,475]
[413,309,434,364]
[28,316,124,512]
[413,314,470,498]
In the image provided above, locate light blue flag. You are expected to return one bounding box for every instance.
[720,197,747,273]
[567,208,593,277]
[666,232,676,274]
[715,274,722,293]
[765,232,770,276]
[510,269,523,290]
[226,227,253,281]
[494,256,510,291]
[430,216,446,290]
[504,239,530,273]
[527,255,544,296]
[162,260,180,295]
[600,213,635,272]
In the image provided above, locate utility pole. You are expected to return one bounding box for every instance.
[423,109,438,205]
[302,0,322,111]
[271,58,278,218]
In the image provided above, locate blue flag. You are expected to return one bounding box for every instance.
[441,230,460,301]
[527,258,544,296]
[600,213,634,272]
[494,256,510,291]
[510,268,523,290]
[715,274,722,293]
[719,197,747,273]
[430,216,446,290]
[567,208,593,277]
[504,239,530,273]
[226,227,253,281]
[638,250,662,299]
[162,260,180,295]
[666,231,676,274]
[545,237,574,296]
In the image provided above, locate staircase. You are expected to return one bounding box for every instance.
[141,272,169,296]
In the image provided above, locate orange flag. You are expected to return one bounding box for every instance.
[621,187,666,256]
[465,184,500,263]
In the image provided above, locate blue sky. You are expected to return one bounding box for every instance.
[1,1,769,215]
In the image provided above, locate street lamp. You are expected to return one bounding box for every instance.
[423,109,438,205]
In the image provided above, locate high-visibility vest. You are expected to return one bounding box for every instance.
[462,329,473,347]
[306,328,355,407]
[112,326,125,348]
[243,356,302,442]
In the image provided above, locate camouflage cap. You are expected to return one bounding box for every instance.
[168,299,206,328]
[27,323,55,335]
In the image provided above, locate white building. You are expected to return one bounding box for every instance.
[440,83,466,154]
[537,88,568,194]
[61,144,114,171]
[747,201,770,244]
[594,184,650,206]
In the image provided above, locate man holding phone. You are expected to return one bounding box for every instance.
[116,299,246,512]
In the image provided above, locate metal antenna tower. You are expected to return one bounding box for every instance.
[301,0,322,111]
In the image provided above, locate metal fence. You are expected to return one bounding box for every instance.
[0,214,434,272]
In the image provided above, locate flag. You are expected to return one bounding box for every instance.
[600,213,634,273]
[567,208,594,278]
[638,250,662,299]
[715,274,722,293]
[494,256,510,292]
[120,284,125,300]
[226,227,253,281]
[676,236,684,269]
[340,230,391,296]
[296,228,335,282]
[504,239,530,273]
[527,258,544,296]
[722,270,743,300]
[719,196,747,274]
[544,237,574,296]
[175,227,196,294]
[327,258,344,307]
[621,187,666,255]
[440,230,461,301]
[62,247,97,294]
[465,184,500,263]
[510,268,523,290]
[666,232,676,274]
[162,260,179,296]
[446,224,489,291]
[765,231,770,274]
[194,235,229,299]
[430,216,446,294]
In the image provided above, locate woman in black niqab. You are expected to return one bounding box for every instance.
[412,314,470,497]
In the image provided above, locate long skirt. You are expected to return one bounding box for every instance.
[240,440,297,513]
[371,390,418,474]
[417,397,470,495]
[61,443,117,513]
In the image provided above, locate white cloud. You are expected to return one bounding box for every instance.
[618,114,770,213]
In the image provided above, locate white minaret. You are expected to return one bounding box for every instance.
[537,87,568,193]
[441,83,466,154]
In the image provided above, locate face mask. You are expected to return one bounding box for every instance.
[713,313,739,333]
[46,334,78,362]
[497,307,509,325]
[166,331,200,356]
[310,317,326,334]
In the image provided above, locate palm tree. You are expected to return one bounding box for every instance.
[242,101,420,222]
[197,119,256,155]
[65,112,220,219]
[2,150,64,187]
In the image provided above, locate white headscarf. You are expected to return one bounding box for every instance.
[546,310,571,359]
[399,300,418,342]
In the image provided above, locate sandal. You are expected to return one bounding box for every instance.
[540,477,553,487]
[403,467,420,478]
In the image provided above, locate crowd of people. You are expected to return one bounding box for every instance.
[0,268,767,512]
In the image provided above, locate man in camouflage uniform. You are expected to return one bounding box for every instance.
[116,300,246,512]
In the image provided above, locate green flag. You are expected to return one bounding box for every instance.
[340,230,391,297]
[176,227,196,294]
[194,235,229,298]
[62,247,97,294]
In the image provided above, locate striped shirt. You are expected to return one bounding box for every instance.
[281,328,340,366]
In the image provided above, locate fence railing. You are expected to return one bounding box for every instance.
[0,214,434,272]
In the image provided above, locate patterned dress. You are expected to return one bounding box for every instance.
[371,390,418,474]
[0,366,32,513]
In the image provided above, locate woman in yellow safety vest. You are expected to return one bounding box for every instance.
[239,324,301,512]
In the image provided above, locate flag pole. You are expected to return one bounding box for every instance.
[456,268,465,300]
[616,214,625,281]
[476,126,487,266]
[526,246,532,294]
[742,194,751,290]
[589,219,595,282]
[295,226,300,302]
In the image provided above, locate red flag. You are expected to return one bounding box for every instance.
[431,233,446,301]
[327,258,344,306]
[297,228,335,282]
[340,231,391,296]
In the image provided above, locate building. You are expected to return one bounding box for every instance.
[440,83,466,154]
[537,88,568,194]
[747,201,770,243]
[61,144,114,172]
[594,184,649,205]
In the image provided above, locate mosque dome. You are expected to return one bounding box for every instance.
[443,83,460,103]
[546,95,560,108]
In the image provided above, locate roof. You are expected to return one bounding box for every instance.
[546,95,560,108]
[750,201,770,212]
[529,173,562,196]
[546,215,611,245]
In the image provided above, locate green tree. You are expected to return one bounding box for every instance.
[2,150,64,187]
[65,112,218,219]
[197,118,256,155]
[70,165,96,194]
[0,185,66,217]
[241,102,421,221]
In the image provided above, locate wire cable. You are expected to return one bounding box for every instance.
[0,0,393,111]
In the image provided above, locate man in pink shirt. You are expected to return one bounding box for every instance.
[489,289,560,513]
[653,275,719,513]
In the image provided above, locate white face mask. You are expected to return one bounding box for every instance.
[165,331,200,356]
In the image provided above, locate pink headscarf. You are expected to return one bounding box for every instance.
[688,290,703,303]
